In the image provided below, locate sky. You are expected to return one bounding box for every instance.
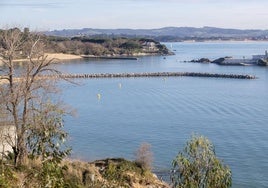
[1,0,268,31]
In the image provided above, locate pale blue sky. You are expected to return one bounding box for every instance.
[1,0,268,30]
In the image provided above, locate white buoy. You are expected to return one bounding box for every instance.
[97,93,101,100]
[118,83,122,89]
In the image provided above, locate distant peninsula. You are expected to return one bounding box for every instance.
[45,36,174,57]
[0,28,173,63]
[44,26,268,42]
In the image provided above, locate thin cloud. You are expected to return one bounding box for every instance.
[0,1,71,9]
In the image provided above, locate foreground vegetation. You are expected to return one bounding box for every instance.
[171,135,232,188]
[0,157,168,188]
[0,135,232,188]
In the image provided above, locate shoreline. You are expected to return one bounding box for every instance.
[81,55,139,60]
[8,52,169,63]
[172,39,268,43]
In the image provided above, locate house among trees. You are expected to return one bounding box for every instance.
[142,41,158,52]
[0,121,16,157]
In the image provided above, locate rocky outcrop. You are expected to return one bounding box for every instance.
[212,56,268,66]
[64,158,170,188]
[211,57,226,64]
[190,58,211,63]
[257,58,268,66]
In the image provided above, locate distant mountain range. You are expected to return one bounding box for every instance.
[44,27,268,41]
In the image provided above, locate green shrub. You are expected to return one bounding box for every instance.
[171,134,232,188]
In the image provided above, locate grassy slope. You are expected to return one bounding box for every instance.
[0,158,169,188]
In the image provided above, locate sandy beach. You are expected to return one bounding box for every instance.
[45,53,82,61]
[10,53,83,63]
[0,53,82,84]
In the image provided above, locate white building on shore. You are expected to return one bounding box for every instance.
[220,51,268,65]
[0,123,16,157]
[252,50,268,60]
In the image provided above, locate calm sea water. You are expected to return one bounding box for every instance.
[55,42,268,187]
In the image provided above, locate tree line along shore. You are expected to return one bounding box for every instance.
[0,27,173,63]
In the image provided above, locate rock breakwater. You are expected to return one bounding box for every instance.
[56,72,256,79]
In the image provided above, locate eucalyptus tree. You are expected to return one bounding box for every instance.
[0,28,70,166]
[171,135,232,188]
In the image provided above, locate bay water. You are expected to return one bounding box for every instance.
[55,42,268,187]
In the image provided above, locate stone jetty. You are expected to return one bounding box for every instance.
[56,72,256,79]
[0,72,256,86]
[81,55,138,60]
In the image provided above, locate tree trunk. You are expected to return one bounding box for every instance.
[16,134,28,166]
